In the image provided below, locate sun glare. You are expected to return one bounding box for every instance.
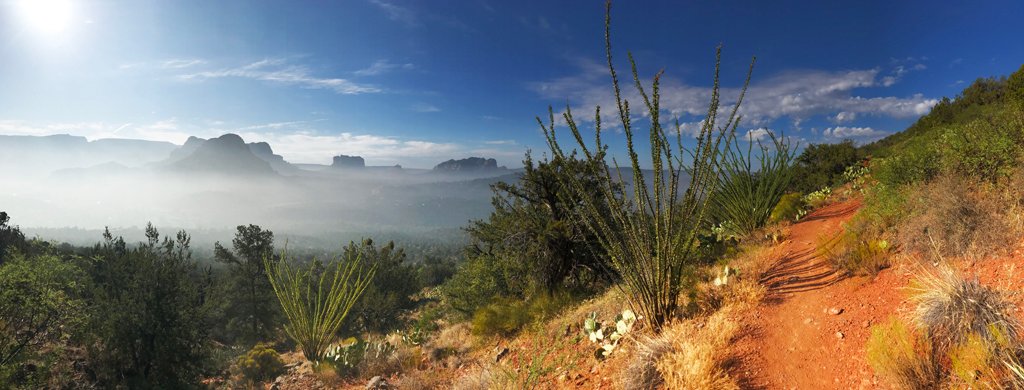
[15,0,74,36]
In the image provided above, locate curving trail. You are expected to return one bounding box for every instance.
[731,198,907,390]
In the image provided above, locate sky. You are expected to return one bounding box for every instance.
[0,0,1021,168]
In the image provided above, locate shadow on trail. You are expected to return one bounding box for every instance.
[758,233,846,305]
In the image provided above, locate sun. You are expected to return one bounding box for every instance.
[15,0,74,36]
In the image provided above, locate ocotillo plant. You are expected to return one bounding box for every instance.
[713,130,797,237]
[265,252,376,362]
[538,0,754,331]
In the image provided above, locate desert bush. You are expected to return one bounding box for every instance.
[82,226,212,388]
[898,174,1014,261]
[233,343,285,384]
[713,130,797,237]
[910,266,1019,352]
[872,144,940,187]
[939,118,1020,182]
[341,239,421,335]
[265,250,376,362]
[0,254,85,384]
[866,317,941,390]
[818,227,891,276]
[858,181,910,230]
[471,299,533,337]
[0,212,27,265]
[470,292,575,336]
[539,0,753,330]
[441,251,510,318]
[768,192,805,224]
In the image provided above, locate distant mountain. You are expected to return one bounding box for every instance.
[433,157,505,172]
[164,133,276,176]
[0,134,176,176]
[249,141,299,175]
[332,155,365,169]
[162,134,297,175]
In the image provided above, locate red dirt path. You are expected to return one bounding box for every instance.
[731,198,909,389]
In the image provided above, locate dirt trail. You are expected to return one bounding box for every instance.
[731,198,908,390]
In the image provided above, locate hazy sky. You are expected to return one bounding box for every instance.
[0,0,1021,168]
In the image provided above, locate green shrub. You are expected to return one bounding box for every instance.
[470,292,574,336]
[939,118,1020,182]
[0,212,27,265]
[471,300,532,336]
[713,130,797,236]
[859,182,909,230]
[819,227,890,276]
[83,226,212,388]
[235,343,285,384]
[788,140,863,194]
[872,143,940,187]
[866,317,941,389]
[768,192,805,224]
[442,252,509,318]
[342,239,421,335]
[0,254,85,384]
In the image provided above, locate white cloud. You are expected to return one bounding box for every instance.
[822,126,888,139]
[179,58,382,95]
[832,111,857,123]
[744,128,771,141]
[354,59,415,76]
[529,58,938,133]
[410,103,440,113]
[483,140,517,145]
[161,59,206,69]
[369,0,419,26]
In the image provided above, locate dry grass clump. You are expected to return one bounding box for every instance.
[899,174,1019,262]
[910,266,1019,351]
[866,317,942,390]
[868,268,1022,388]
[424,322,474,369]
[655,307,741,390]
[621,305,742,390]
[622,332,673,390]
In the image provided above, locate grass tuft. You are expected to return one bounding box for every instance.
[909,266,1019,352]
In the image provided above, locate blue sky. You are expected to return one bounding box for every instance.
[0,0,1021,168]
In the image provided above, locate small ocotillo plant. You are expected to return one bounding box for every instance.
[265,252,377,362]
[539,0,754,331]
[713,130,796,237]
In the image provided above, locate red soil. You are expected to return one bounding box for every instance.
[730,196,1024,389]
[731,199,910,389]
